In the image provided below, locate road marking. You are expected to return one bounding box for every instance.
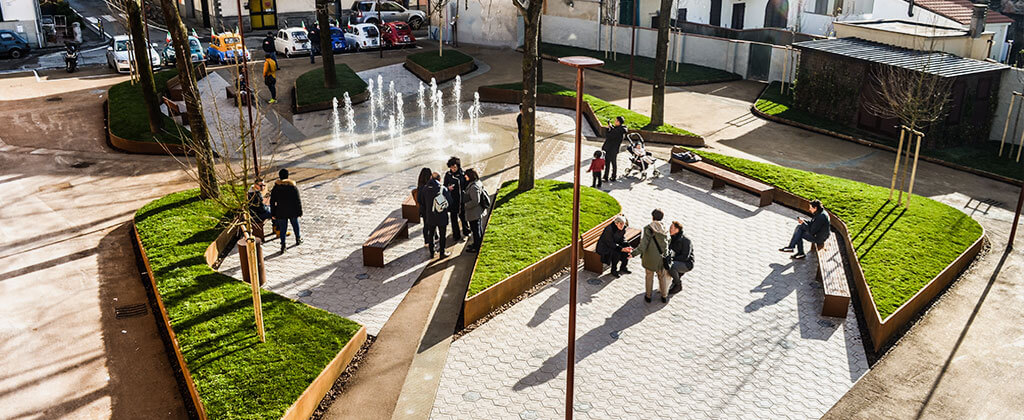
[102,15,117,22]
[86,17,99,24]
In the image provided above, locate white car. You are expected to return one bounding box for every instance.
[344,24,380,51]
[106,35,162,74]
[275,27,311,57]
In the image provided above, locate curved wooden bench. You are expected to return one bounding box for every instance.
[670,157,774,207]
[815,232,850,318]
[362,217,409,267]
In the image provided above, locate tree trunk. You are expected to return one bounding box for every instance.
[159,0,219,199]
[126,0,163,135]
[316,0,337,89]
[517,3,542,192]
[649,0,673,128]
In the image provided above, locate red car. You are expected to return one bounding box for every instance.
[380,22,415,48]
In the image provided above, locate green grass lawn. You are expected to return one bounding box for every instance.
[108,69,188,144]
[690,149,983,319]
[757,81,1024,182]
[135,188,362,419]
[295,64,369,107]
[469,180,621,297]
[539,42,739,85]
[485,81,697,136]
[407,49,474,73]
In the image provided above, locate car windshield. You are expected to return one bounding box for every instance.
[291,31,307,40]
[362,26,378,37]
[394,23,408,31]
[331,28,343,37]
[114,40,129,51]
[189,39,200,48]
[355,2,372,11]
[224,37,239,44]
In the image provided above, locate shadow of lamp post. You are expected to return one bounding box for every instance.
[557,55,603,420]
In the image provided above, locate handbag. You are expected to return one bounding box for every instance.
[652,233,672,271]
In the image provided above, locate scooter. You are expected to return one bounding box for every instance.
[64,42,79,73]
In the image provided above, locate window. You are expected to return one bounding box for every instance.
[363,26,379,37]
[731,3,745,29]
[813,0,829,14]
[356,2,373,11]
[677,8,686,25]
[947,80,965,125]
[381,2,402,11]
[292,31,307,41]
[972,77,992,125]
[115,40,129,51]
[0,33,13,41]
[710,0,722,26]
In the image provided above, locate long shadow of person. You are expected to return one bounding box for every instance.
[513,293,664,391]
[526,273,615,328]
[744,261,799,313]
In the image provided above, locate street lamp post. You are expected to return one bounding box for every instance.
[1010,184,1024,250]
[627,0,637,110]
[557,55,604,420]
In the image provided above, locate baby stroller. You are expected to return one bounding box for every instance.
[624,132,661,180]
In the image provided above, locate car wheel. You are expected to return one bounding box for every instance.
[10,48,24,59]
[409,16,423,30]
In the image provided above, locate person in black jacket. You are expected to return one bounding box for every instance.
[443,156,470,241]
[779,199,830,259]
[308,25,320,64]
[261,32,277,63]
[602,116,626,182]
[270,168,303,253]
[667,221,694,295]
[419,172,452,259]
[596,215,632,277]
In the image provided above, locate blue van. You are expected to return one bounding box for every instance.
[0,30,30,59]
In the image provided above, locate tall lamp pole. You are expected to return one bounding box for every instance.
[235,0,259,178]
[627,0,637,109]
[1009,184,1024,250]
[557,55,604,420]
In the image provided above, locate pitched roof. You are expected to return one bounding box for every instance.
[793,37,1007,77]
[908,0,1013,25]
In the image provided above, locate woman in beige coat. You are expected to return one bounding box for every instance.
[631,208,671,303]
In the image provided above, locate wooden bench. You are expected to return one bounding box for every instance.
[582,218,642,273]
[226,84,253,107]
[402,188,419,224]
[815,231,850,318]
[362,217,409,267]
[162,96,188,126]
[670,155,775,207]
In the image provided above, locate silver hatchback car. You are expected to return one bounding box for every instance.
[349,1,426,29]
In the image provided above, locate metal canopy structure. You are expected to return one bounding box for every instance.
[793,37,1007,78]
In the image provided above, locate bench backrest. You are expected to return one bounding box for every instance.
[581,217,614,247]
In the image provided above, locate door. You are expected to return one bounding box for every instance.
[748,43,771,81]
[710,0,722,26]
[250,0,277,29]
[764,0,788,28]
[731,3,745,29]
[619,0,638,25]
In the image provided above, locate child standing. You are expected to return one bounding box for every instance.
[589,150,606,188]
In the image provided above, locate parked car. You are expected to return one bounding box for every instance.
[206,32,251,64]
[344,24,380,51]
[0,29,30,59]
[349,1,426,29]
[106,35,162,74]
[275,27,311,57]
[380,22,415,48]
[162,35,205,65]
[328,26,349,52]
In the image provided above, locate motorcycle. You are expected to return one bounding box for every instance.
[64,42,79,73]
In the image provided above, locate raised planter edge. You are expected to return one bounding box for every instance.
[106,100,190,156]
[292,86,370,114]
[534,50,741,87]
[404,55,477,84]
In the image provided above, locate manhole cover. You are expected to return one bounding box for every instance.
[114,303,148,319]
[46,96,63,102]
[70,161,94,168]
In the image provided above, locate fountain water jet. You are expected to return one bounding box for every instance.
[453,75,463,126]
[343,92,358,157]
[417,81,426,123]
[368,79,379,142]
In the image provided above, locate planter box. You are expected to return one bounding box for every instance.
[106,100,190,156]
[404,56,477,84]
[477,86,704,147]
[292,86,370,114]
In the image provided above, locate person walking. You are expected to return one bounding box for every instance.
[779,199,830,259]
[666,221,694,295]
[444,156,471,241]
[632,209,671,303]
[262,31,277,63]
[419,172,452,259]
[270,168,303,253]
[308,24,320,64]
[462,168,488,253]
[263,55,278,104]
[596,215,632,277]
[602,116,626,182]
[589,150,606,188]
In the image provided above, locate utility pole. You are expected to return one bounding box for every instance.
[627,0,637,110]
[235,0,259,178]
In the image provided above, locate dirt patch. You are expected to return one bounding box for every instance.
[0,87,112,153]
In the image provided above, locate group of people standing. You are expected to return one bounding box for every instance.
[248,168,304,253]
[417,157,490,259]
[596,209,694,303]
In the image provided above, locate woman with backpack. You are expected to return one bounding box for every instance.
[666,221,694,296]
[462,168,489,253]
[418,171,453,259]
[631,208,671,303]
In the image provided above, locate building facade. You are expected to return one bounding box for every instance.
[0,0,42,47]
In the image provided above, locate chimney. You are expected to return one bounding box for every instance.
[969,4,987,38]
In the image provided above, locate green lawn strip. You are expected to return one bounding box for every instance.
[108,69,188,144]
[757,81,1024,182]
[407,49,474,73]
[295,64,369,107]
[690,149,983,319]
[538,42,739,85]
[468,180,621,297]
[485,81,696,136]
[135,188,361,420]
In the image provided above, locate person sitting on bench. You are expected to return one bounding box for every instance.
[596,215,633,277]
[779,199,830,260]
[248,178,273,236]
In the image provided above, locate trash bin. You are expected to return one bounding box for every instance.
[237,236,267,286]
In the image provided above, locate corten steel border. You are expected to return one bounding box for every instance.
[403,56,477,84]
[532,50,741,87]
[106,100,191,155]
[462,215,617,329]
[476,86,705,147]
[292,85,370,114]
[673,146,986,351]
[132,216,369,420]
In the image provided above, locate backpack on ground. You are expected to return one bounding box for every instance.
[433,191,449,213]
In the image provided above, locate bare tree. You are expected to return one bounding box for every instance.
[513,0,543,191]
[650,0,674,128]
[863,64,952,133]
[316,0,338,89]
[125,0,163,135]
[428,0,455,55]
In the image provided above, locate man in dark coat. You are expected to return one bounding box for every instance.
[270,168,303,253]
[779,199,830,259]
[596,215,632,276]
[418,172,452,259]
[261,32,277,63]
[667,221,694,295]
[443,156,470,242]
[308,25,320,64]
[602,116,626,182]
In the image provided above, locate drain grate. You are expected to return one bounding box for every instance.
[46,96,63,102]
[70,161,94,169]
[115,303,148,319]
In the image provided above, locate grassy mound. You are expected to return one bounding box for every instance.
[485,82,697,136]
[108,69,188,144]
[135,188,361,419]
[469,180,621,297]
[691,149,983,319]
[295,64,369,107]
[756,81,1024,182]
[407,49,474,72]
[539,42,739,85]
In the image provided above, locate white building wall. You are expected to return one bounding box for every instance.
[0,0,40,47]
[0,0,37,21]
[449,0,520,47]
[989,67,1024,143]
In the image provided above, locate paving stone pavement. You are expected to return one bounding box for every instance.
[430,141,869,419]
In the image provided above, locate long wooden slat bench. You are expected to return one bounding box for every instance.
[670,154,775,207]
[815,232,851,318]
[362,217,409,267]
[581,218,642,273]
[402,188,419,224]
